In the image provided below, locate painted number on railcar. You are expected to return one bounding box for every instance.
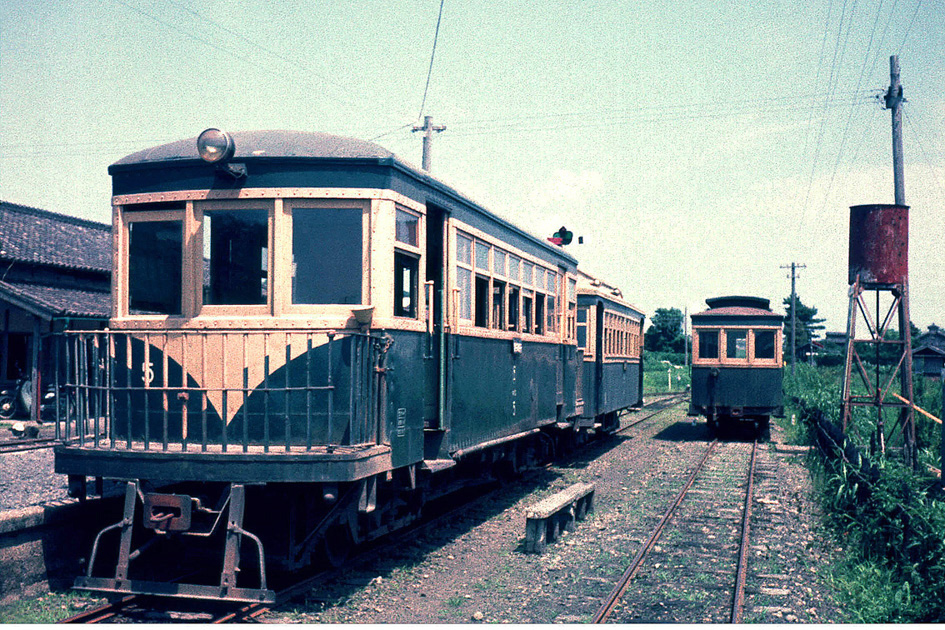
[396,408,407,437]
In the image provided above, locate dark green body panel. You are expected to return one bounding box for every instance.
[582,360,642,418]
[689,366,784,417]
[441,335,577,456]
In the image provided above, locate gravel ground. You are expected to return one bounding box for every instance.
[261,406,846,624]
[0,441,70,511]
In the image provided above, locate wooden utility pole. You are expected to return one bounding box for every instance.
[885,55,906,205]
[412,115,446,171]
[781,262,806,375]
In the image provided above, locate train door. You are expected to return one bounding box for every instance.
[555,267,567,413]
[594,300,605,416]
[423,205,448,432]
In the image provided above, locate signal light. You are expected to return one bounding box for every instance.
[547,226,573,246]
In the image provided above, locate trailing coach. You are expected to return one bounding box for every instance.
[52,129,643,603]
[688,296,784,437]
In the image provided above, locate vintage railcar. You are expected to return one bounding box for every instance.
[52,129,641,603]
[688,296,784,436]
[575,270,645,431]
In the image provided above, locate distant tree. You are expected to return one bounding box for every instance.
[645,307,686,353]
[782,295,825,359]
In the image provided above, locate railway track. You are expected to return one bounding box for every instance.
[592,438,758,624]
[0,435,57,454]
[57,396,689,624]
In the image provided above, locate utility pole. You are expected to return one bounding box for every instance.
[885,55,906,205]
[412,115,446,172]
[781,262,806,375]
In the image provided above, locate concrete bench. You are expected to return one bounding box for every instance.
[524,482,595,553]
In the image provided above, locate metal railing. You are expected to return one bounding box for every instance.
[53,329,389,454]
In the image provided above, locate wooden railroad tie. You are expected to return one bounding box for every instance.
[524,482,595,554]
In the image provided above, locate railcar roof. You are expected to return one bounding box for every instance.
[111,130,396,166]
[692,295,782,320]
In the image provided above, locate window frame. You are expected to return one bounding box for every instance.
[279,198,372,317]
[450,222,570,342]
[692,325,782,366]
[121,208,187,319]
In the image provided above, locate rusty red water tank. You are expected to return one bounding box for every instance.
[848,204,908,285]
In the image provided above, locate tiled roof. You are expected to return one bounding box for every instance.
[0,201,111,273]
[0,279,111,319]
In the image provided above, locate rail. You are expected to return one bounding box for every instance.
[50,329,389,454]
[592,439,758,624]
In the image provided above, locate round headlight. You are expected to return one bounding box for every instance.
[196,128,235,163]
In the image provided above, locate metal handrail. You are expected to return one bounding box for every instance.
[52,328,388,454]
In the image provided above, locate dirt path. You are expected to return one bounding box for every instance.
[263,406,844,624]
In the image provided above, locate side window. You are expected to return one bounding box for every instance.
[205,209,269,306]
[395,208,419,247]
[698,330,719,359]
[726,329,747,359]
[456,232,473,322]
[492,280,506,329]
[475,275,490,327]
[754,329,776,359]
[522,290,534,333]
[394,252,419,318]
[457,267,472,320]
[291,207,362,305]
[535,292,545,334]
[576,307,588,349]
[128,221,183,315]
[508,285,520,331]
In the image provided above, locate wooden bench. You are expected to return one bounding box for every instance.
[524,482,595,553]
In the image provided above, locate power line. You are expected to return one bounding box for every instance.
[418,0,446,120]
[897,0,924,56]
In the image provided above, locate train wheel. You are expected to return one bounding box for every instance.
[0,395,15,419]
[706,416,717,437]
[318,521,353,568]
[758,416,771,442]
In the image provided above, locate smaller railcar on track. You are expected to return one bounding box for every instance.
[51,129,643,604]
[688,296,784,436]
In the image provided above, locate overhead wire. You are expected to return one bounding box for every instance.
[819,0,886,214]
[369,0,446,142]
[798,0,851,237]
[897,0,924,56]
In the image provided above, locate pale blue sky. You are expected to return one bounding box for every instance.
[2,0,943,333]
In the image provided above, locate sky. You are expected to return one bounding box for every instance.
[2,0,943,335]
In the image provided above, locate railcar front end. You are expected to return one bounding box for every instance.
[52,129,593,602]
[688,296,784,437]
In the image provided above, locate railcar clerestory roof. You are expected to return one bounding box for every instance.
[110,130,396,167]
[692,296,783,322]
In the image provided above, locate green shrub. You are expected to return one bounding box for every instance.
[794,367,945,622]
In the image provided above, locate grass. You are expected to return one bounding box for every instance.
[785,364,945,622]
[643,352,691,394]
[0,591,106,624]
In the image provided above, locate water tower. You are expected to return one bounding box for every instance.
[839,203,916,466]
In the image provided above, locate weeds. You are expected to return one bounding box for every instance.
[790,366,945,622]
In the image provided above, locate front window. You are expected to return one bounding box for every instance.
[754,329,776,359]
[291,207,362,305]
[726,329,748,359]
[129,221,182,315]
[698,330,719,359]
[205,209,268,306]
